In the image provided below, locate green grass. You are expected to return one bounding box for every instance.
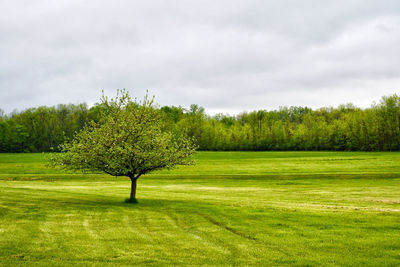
[0,152,399,266]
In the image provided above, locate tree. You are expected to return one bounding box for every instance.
[49,90,197,202]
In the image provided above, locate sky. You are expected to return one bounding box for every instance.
[1,0,400,115]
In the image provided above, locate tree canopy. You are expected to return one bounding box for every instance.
[49,90,197,201]
[2,94,400,152]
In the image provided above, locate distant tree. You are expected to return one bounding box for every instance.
[50,90,197,202]
[178,104,206,148]
[160,105,185,123]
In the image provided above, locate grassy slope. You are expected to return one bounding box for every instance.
[0,152,399,266]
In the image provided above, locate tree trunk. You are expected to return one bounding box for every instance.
[130,176,138,201]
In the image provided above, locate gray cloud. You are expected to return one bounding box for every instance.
[1,0,400,114]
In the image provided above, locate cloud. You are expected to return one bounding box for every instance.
[1,0,400,114]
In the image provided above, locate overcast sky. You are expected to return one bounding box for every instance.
[1,0,400,115]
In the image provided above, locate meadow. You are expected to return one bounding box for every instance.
[0,151,399,266]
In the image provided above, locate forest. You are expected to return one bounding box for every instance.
[1,94,400,152]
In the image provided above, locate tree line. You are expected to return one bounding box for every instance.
[1,94,400,152]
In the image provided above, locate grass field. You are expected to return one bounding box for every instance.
[0,152,399,266]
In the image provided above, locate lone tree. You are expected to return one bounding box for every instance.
[50,90,196,202]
